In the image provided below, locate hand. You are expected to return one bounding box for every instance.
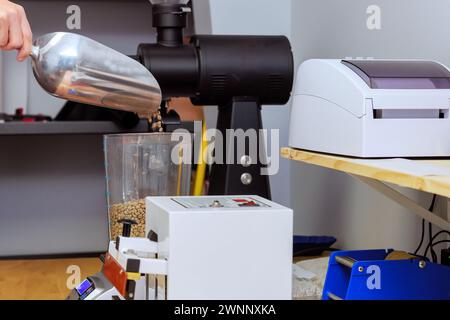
[0,0,32,62]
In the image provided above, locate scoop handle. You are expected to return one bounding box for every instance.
[30,46,39,60]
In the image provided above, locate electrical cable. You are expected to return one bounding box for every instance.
[414,219,425,255]
[429,222,438,262]
[424,240,450,258]
[427,195,437,262]
[424,230,450,257]
[415,195,436,257]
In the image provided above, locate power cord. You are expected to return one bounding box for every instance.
[424,240,450,258]
[414,219,425,255]
[413,195,450,263]
[424,230,450,258]
[428,222,438,263]
[414,195,437,257]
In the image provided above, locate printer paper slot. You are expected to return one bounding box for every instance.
[373,109,448,119]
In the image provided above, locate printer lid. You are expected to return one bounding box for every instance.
[342,60,450,89]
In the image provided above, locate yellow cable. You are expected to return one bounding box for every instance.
[193,121,208,196]
[176,147,183,196]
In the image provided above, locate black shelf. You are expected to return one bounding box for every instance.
[0,120,195,136]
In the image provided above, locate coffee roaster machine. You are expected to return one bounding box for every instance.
[137,0,293,199]
[68,196,293,300]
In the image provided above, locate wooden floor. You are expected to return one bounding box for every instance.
[0,258,102,300]
[0,255,327,300]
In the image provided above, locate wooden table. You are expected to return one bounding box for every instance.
[281,148,450,231]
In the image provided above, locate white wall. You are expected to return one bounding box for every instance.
[3,51,29,114]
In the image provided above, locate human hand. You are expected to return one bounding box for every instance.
[0,0,32,61]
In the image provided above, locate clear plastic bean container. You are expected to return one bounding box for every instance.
[104,133,191,240]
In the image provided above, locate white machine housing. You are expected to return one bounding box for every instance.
[146,196,293,300]
[289,59,450,157]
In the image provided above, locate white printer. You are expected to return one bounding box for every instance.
[289,59,450,157]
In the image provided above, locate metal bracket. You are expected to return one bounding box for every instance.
[350,174,450,231]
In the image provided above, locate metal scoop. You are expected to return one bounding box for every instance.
[30,32,162,118]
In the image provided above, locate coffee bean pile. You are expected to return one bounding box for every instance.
[109,199,146,240]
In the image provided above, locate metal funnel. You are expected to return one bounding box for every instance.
[30,32,162,118]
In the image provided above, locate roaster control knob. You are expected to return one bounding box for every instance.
[241,173,253,185]
[240,155,252,168]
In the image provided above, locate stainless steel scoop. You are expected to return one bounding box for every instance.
[30,32,162,117]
